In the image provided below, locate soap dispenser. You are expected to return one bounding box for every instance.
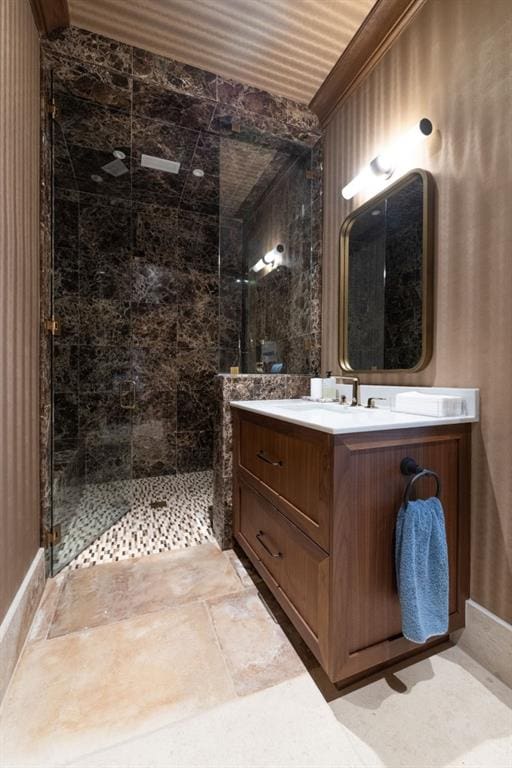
[322,371,336,400]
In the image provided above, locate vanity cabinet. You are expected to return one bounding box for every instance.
[232,408,471,686]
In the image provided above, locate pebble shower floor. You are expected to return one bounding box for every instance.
[63,471,214,570]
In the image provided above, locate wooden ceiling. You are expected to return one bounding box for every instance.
[66,0,376,104]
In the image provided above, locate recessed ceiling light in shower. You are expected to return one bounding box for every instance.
[141,154,181,174]
[193,168,205,177]
[113,149,126,159]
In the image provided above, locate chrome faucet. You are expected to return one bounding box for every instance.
[335,376,360,407]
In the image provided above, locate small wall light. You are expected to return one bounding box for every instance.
[251,243,285,273]
[341,118,433,200]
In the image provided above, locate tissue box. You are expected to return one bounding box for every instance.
[393,391,465,417]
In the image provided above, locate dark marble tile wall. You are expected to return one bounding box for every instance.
[212,374,311,548]
[383,182,423,369]
[347,224,386,370]
[219,217,243,370]
[41,26,322,498]
[243,141,323,374]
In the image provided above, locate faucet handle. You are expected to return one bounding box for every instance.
[366,396,387,409]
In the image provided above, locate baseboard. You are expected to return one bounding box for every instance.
[451,599,512,688]
[0,549,45,704]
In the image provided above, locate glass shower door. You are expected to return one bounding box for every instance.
[218,133,315,374]
[49,74,134,573]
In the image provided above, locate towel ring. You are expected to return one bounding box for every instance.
[403,470,441,506]
[400,457,441,507]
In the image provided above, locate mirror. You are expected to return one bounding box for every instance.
[340,169,433,372]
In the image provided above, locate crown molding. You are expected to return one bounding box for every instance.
[29,0,69,34]
[309,0,428,126]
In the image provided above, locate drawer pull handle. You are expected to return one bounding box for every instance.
[256,450,283,467]
[256,530,282,559]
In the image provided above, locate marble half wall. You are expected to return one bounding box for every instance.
[212,374,311,549]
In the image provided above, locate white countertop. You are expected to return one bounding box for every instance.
[230,386,479,435]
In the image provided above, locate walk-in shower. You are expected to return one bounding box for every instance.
[43,28,322,573]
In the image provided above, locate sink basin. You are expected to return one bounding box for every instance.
[273,402,326,411]
[273,402,401,424]
[274,401,390,418]
[273,401,357,414]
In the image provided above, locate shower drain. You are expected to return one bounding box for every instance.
[149,500,168,509]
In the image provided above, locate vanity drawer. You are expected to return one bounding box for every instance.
[239,417,287,494]
[238,413,331,550]
[237,480,329,637]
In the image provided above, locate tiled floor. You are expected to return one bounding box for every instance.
[1,542,511,768]
[61,471,214,570]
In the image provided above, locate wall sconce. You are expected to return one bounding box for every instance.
[341,118,433,200]
[251,243,285,273]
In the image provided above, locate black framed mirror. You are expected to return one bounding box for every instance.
[339,169,434,373]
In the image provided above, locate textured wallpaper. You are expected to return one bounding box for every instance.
[0,0,41,621]
[322,0,512,622]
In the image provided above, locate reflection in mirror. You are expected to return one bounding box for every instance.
[340,170,433,372]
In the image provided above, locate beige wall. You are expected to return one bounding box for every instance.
[322,0,512,623]
[0,0,41,622]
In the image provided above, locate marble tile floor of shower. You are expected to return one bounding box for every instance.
[61,471,214,571]
[1,542,510,768]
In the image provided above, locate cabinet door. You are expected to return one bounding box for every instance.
[330,427,470,682]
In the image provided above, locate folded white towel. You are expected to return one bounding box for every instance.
[393,391,465,417]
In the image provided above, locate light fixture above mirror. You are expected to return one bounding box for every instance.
[341,118,434,200]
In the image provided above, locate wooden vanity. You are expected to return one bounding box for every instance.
[231,405,471,687]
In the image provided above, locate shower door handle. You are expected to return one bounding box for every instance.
[120,380,137,410]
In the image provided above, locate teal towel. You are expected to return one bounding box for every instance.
[395,497,449,644]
